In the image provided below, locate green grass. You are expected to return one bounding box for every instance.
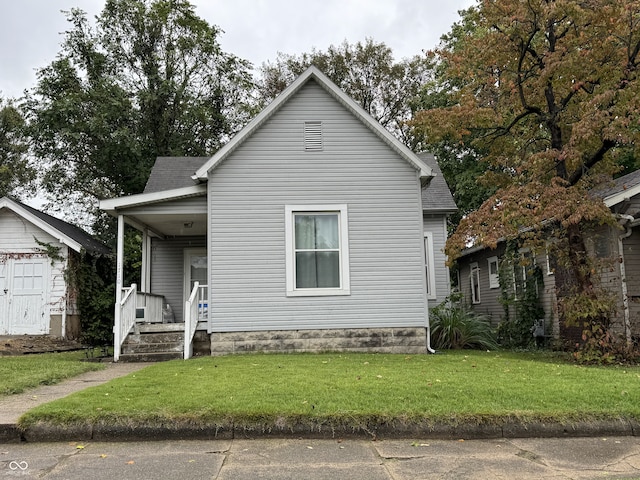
[18,351,640,428]
[0,351,105,396]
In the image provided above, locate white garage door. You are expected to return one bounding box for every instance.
[0,258,49,335]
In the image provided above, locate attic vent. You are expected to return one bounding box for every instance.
[304,121,323,151]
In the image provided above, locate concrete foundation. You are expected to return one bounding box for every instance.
[210,327,428,355]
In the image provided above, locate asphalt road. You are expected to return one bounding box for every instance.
[2,436,640,479]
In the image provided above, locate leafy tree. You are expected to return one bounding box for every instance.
[259,38,432,145]
[412,8,497,229]
[24,0,256,230]
[0,97,35,198]
[414,1,640,348]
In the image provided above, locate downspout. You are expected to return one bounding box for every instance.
[418,172,436,354]
[618,214,634,345]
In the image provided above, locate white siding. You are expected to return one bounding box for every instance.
[150,236,206,323]
[0,209,68,319]
[207,79,427,332]
[423,214,450,306]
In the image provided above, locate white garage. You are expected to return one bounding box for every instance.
[0,197,109,338]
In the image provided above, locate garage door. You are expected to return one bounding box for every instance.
[0,258,49,335]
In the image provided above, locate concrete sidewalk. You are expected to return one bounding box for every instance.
[2,437,640,479]
[0,362,148,442]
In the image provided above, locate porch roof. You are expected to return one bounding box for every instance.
[99,185,207,237]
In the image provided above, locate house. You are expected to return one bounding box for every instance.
[100,67,456,360]
[455,169,640,344]
[0,197,110,338]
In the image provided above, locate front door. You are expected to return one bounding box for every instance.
[0,258,49,335]
[184,249,208,319]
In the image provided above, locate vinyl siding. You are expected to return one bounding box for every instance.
[458,245,557,332]
[623,229,640,337]
[150,236,206,323]
[207,79,427,332]
[423,214,450,306]
[0,209,68,316]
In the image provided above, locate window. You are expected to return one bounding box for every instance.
[487,256,499,289]
[470,262,481,304]
[424,232,436,299]
[285,205,350,296]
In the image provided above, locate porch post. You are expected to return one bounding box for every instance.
[113,214,125,361]
[141,228,151,293]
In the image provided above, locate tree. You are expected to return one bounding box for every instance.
[24,0,256,229]
[412,7,496,229]
[259,38,432,145]
[0,97,35,198]
[413,0,640,347]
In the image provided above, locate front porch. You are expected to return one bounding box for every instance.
[114,282,208,361]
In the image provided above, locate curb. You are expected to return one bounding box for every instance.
[4,418,639,443]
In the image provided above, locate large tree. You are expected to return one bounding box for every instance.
[413,1,640,340]
[259,39,432,145]
[0,98,34,198]
[24,0,256,227]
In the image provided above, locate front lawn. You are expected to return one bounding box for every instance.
[0,351,105,396]
[18,351,640,428]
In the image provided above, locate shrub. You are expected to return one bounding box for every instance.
[429,296,499,350]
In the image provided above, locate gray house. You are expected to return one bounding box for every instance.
[0,197,109,338]
[100,67,456,360]
[456,169,640,344]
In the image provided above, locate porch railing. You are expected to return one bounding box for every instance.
[114,283,137,362]
[135,292,164,323]
[184,282,207,359]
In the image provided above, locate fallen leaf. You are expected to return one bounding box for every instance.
[100,454,107,458]
[76,445,85,450]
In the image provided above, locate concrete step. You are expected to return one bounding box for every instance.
[118,351,183,362]
[121,342,183,354]
[124,332,184,345]
[136,323,184,333]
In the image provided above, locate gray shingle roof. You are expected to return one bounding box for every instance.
[143,157,210,193]
[595,169,640,200]
[419,152,457,213]
[10,199,110,254]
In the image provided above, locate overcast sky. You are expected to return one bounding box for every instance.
[1,0,474,99]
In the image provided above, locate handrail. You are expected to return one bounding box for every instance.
[114,283,137,362]
[184,282,200,359]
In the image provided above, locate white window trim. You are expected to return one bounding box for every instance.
[487,256,499,289]
[424,232,436,300]
[285,204,350,297]
[470,262,481,304]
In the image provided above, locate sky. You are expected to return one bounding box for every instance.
[1,0,475,99]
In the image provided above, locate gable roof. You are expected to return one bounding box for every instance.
[144,157,209,193]
[0,197,110,254]
[193,66,433,181]
[419,152,457,214]
[602,169,640,208]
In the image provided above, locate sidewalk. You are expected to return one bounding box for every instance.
[0,362,148,442]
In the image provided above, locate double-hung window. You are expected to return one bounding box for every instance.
[285,205,350,296]
[470,262,481,304]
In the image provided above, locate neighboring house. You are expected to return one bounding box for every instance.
[0,197,109,338]
[456,169,640,344]
[100,67,456,361]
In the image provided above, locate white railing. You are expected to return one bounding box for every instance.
[184,283,207,359]
[114,283,137,362]
[135,292,164,323]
